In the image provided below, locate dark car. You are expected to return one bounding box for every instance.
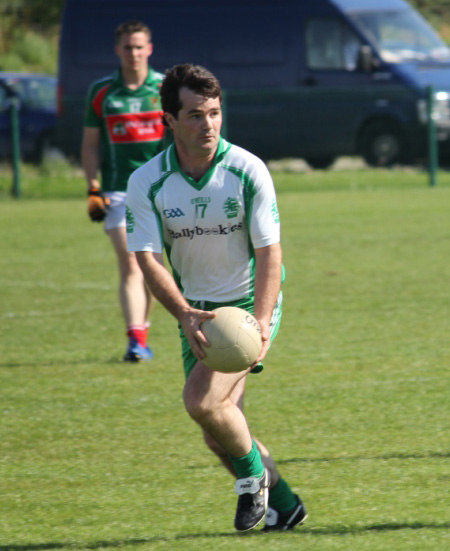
[0,72,57,163]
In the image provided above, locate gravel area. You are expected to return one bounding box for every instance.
[267,156,368,172]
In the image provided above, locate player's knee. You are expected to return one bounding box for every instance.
[182,384,212,424]
[183,394,210,423]
[120,257,144,282]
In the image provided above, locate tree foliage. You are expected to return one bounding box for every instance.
[409,0,450,30]
[0,1,62,73]
[2,0,450,74]
[410,0,449,15]
[0,0,64,27]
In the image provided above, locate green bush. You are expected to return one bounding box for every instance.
[0,27,58,74]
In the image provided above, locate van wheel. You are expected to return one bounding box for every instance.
[361,122,406,167]
[304,156,336,170]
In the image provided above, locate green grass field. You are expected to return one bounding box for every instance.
[1,164,449,550]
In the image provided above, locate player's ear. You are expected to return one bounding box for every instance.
[147,42,153,57]
[164,112,176,129]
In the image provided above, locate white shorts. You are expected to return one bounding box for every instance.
[103,192,127,231]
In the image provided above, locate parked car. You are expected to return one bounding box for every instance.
[0,72,57,163]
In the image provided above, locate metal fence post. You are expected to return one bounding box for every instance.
[427,86,438,187]
[10,96,21,198]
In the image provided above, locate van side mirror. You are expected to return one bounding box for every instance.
[0,86,20,112]
[358,45,376,72]
[0,83,20,101]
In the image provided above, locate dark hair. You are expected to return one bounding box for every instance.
[115,21,151,43]
[160,64,222,123]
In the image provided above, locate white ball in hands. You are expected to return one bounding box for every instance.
[201,307,262,373]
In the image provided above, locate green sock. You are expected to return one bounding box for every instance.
[229,440,265,479]
[268,477,297,513]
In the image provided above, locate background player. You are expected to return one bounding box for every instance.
[81,20,167,361]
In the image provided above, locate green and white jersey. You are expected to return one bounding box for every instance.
[126,138,281,302]
[84,68,166,192]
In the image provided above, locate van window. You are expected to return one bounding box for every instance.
[306,18,362,71]
[350,9,450,63]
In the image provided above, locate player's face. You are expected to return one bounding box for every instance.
[166,87,222,160]
[115,32,153,73]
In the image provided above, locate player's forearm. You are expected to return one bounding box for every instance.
[135,251,191,321]
[81,128,101,191]
[253,243,282,325]
[81,145,101,190]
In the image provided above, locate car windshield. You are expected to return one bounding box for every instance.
[4,76,56,109]
[350,9,450,63]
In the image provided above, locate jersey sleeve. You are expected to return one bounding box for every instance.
[83,83,101,128]
[125,164,164,254]
[83,80,111,128]
[248,160,281,248]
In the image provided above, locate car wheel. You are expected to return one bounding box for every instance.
[361,122,406,167]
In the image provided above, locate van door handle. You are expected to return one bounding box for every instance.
[302,77,317,86]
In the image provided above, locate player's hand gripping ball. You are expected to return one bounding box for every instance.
[201,307,262,373]
[87,189,110,222]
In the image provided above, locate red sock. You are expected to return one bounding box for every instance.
[127,325,147,347]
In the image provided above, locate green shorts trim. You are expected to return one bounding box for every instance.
[180,291,283,379]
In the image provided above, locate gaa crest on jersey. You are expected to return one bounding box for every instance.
[223,197,240,219]
[151,96,162,109]
[126,206,135,233]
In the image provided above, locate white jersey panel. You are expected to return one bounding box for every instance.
[126,155,165,254]
[126,141,280,302]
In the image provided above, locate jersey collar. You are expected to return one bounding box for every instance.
[113,66,157,88]
[164,137,232,190]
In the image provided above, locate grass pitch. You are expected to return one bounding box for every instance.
[1,165,449,550]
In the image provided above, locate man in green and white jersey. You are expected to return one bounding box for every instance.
[126,64,307,532]
[82,21,167,362]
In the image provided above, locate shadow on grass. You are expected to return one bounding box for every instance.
[276,451,450,463]
[188,450,450,471]
[0,358,126,369]
[3,522,450,551]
